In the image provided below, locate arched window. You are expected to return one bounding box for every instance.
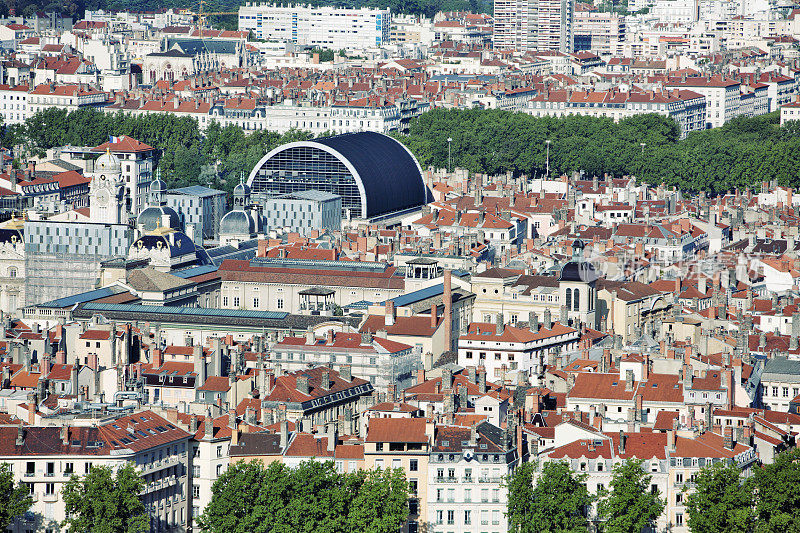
[565,288,572,310]
[573,288,580,311]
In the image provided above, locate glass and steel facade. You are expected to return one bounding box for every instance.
[249,146,364,219]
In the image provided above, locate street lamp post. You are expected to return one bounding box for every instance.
[545,139,551,178]
[640,142,646,154]
[447,137,453,173]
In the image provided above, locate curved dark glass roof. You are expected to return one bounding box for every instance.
[313,132,425,218]
[559,261,599,283]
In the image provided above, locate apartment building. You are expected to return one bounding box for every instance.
[26,83,107,116]
[0,411,191,533]
[526,89,707,139]
[269,332,417,393]
[494,0,574,52]
[573,9,626,55]
[364,417,432,533]
[427,422,519,533]
[237,3,390,49]
[216,258,405,314]
[760,357,800,411]
[664,75,741,128]
[0,85,29,125]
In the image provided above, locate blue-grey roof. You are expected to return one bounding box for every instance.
[763,357,800,376]
[135,232,196,257]
[167,38,238,55]
[82,302,289,320]
[137,205,182,232]
[344,300,372,309]
[203,239,259,265]
[219,209,255,236]
[313,132,426,218]
[172,265,218,279]
[40,287,124,309]
[250,257,390,273]
[167,185,225,198]
[277,190,341,202]
[388,284,444,308]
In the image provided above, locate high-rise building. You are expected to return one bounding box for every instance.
[238,3,390,49]
[494,0,574,52]
[573,8,626,55]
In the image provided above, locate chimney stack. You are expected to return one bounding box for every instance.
[297,375,309,395]
[443,270,452,351]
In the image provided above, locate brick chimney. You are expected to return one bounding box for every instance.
[443,269,452,351]
[297,375,310,395]
[321,370,331,391]
[430,303,438,329]
[385,300,396,327]
[625,369,634,391]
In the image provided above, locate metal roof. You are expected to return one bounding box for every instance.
[171,265,219,279]
[39,287,124,309]
[250,257,391,273]
[167,185,225,197]
[388,283,444,308]
[82,302,289,320]
[313,132,426,218]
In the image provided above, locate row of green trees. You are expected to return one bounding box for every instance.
[685,448,800,533]
[507,459,664,533]
[4,107,322,197]
[0,462,147,533]
[4,449,800,532]
[9,105,800,202]
[199,460,409,533]
[508,448,800,533]
[399,108,800,194]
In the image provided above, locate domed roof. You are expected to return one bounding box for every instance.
[137,205,182,232]
[132,231,196,257]
[559,260,599,283]
[95,149,121,174]
[150,178,167,193]
[219,209,255,236]
[234,181,251,195]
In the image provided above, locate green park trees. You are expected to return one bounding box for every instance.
[7,106,800,202]
[507,460,593,533]
[0,463,33,530]
[597,459,664,533]
[61,464,149,533]
[508,458,665,533]
[199,459,409,533]
[685,461,754,533]
[399,108,800,194]
[684,448,800,533]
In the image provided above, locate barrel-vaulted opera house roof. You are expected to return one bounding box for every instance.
[246,131,428,220]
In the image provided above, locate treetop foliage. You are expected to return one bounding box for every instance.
[399,108,798,195]
[200,459,409,533]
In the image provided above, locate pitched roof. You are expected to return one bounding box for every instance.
[366,417,428,443]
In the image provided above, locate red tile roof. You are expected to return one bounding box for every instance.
[366,417,428,443]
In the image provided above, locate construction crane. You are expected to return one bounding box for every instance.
[181,0,238,36]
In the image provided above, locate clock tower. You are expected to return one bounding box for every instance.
[89,148,125,224]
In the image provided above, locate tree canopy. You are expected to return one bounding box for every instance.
[5,108,323,200]
[199,459,409,533]
[61,464,149,533]
[398,108,799,194]
[0,462,33,530]
[752,448,800,533]
[685,461,754,533]
[9,106,797,203]
[521,460,594,533]
[597,459,665,533]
